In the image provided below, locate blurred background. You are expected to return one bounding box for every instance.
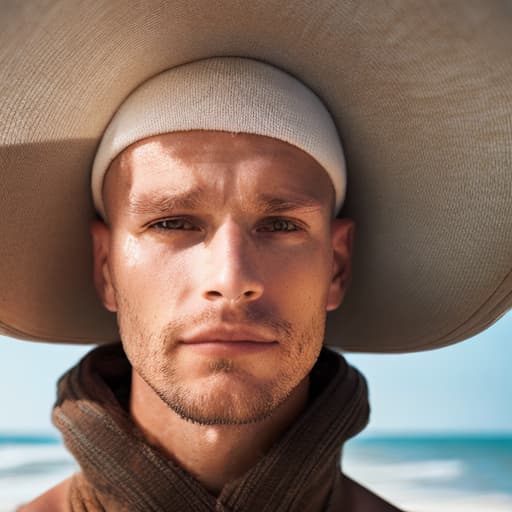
[1,311,511,511]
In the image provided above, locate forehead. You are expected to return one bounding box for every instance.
[104,131,334,214]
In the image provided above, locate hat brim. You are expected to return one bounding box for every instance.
[1,0,511,352]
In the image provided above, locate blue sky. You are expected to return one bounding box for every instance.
[1,311,510,435]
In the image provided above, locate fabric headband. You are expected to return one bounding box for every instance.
[91,57,347,219]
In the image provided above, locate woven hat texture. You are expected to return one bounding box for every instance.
[1,0,511,351]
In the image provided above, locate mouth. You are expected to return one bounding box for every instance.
[180,326,278,355]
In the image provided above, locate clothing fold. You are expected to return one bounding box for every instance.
[52,343,371,511]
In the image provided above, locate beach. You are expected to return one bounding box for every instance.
[1,434,511,511]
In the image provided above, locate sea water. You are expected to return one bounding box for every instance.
[343,434,512,511]
[1,434,511,511]
[0,435,76,511]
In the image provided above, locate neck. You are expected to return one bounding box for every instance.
[129,370,310,495]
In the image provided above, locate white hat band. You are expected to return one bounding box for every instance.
[91,57,346,218]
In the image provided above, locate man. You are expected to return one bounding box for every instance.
[2,2,511,511]
[20,57,403,511]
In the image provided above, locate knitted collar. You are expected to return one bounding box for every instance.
[53,343,369,511]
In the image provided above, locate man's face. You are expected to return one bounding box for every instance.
[92,130,353,425]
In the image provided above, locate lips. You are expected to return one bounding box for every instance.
[180,326,278,355]
[181,326,276,345]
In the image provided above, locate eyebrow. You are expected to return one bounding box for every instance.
[127,188,205,216]
[256,193,324,214]
[126,188,324,216]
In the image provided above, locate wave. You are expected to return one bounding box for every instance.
[344,458,465,482]
[0,444,76,476]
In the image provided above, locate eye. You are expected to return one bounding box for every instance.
[258,218,300,232]
[151,218,200,231]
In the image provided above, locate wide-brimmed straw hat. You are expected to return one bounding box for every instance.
[1,1,511,352]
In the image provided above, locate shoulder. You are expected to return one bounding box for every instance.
[344,474,405,511]
[328,472,406,512]
[16,476,72,512]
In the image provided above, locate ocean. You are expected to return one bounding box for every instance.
[343,434,512,511]
[1,434,511,511]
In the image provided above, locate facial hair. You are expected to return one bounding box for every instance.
[116,297,325,426]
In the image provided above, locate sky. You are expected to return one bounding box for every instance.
[1,311,510,436]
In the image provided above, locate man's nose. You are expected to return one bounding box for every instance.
[202,220,264,304]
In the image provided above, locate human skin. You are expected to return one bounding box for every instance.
[90,130,354,493]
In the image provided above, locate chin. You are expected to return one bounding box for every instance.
[156,369,291,426]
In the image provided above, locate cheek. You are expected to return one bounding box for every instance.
[264,243,333,311]
[111,234,194,312]
[110,232,333,320]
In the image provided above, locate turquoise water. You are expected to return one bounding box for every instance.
[1,433,511,510]
[0,435,58,446]
[344,435,512,496]
[342,434,512,510]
